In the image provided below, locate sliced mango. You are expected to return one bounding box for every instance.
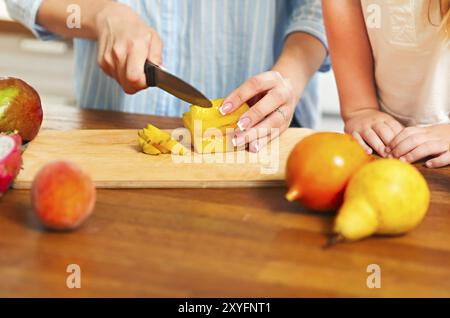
[138,124,187,155]
[142,143,162,155]
[183,98,249,153]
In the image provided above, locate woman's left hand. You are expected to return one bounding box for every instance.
[220,71,297,153]
[388,124,450,168]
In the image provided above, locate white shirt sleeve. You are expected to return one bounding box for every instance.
[285,0,330,72]
[5,0,59,40]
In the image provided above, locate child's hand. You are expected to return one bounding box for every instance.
[387,125,450,168]
[344,109,404,157]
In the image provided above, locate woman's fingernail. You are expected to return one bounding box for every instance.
[399,156,406,162]
[385,147,391,153]
[426,161,433,168]
[219,102,232,115]
[237,117,251,131]
[232,135,245,147]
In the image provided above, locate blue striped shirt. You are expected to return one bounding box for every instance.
[6,0,329,128]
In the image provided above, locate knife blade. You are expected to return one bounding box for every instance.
[144,61,212,108]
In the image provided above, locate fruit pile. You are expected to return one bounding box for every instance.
[0,77,433,240]
[285,132,430,243]
[1,76,43,197]
[138,98,249,155]
[138,124,187,155]
[1,77,95,231]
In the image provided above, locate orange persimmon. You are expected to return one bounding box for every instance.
[285,132,370,211]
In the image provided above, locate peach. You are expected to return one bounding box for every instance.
[31,161,96,230]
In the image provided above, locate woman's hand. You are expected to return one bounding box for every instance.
[95,2,163,94]
[344,109,404,157]
[220,71,297,153]
[388,125,450,168]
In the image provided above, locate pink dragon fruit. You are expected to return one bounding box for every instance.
[0,132,22,196]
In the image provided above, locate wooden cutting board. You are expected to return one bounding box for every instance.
[13,128,314,189]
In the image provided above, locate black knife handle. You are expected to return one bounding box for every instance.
[144,61,157,87]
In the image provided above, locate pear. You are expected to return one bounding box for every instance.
[332,159,430,242]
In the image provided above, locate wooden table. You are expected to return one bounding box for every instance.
[1,105,449,297]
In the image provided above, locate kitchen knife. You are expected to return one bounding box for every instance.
[144,61,212,108]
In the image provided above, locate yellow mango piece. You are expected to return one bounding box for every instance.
[195,135,236,154]
[138,136,147,148]
[161,138,186,155]
[183,98,249,153]
[153,143,171,154]
[183,98,248,132]
[138,130,150,143]
[138,124,187,155]
[142,143,162,155]
[145,124,170,142]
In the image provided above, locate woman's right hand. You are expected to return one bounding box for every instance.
[95,2,163,94]
[344,109,404,157]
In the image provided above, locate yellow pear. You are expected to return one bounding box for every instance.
[333,159,430,242]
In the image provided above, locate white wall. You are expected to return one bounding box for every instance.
[317,71,343,131]
[0,0,11,21]
[318,71,340,115]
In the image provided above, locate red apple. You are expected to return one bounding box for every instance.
[31,161,96,230]
[0,77,43,142]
